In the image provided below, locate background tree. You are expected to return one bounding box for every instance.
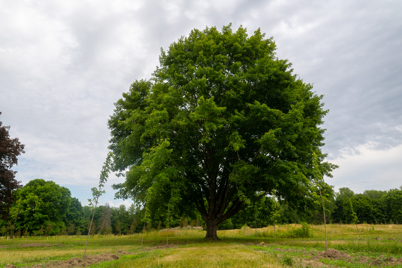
[10,179,71,235]
[98,204,112,235]
[129,219,137,235]
[333,187,355,223]
[45,221,52,238]
[67,223,75,235]
[348,195,375,223]
[230,196,275,229]
[344,199,360,239]
[38,225,44,237]
[65,197,84,234]
[109,24,336,240]
[363,190,387,200]
[382,188,402,224]
[0,112,25,221]
[1,225,6,237]
[116,222,122,236]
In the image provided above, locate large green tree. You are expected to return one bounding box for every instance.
[109,25,336,239]
[10,179,71,234]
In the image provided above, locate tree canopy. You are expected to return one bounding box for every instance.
[10,179,72,234]
[108,25,336,239]
[0,112,24,221]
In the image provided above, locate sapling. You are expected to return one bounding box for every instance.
[311,152,336,251]
[84,152,113,260]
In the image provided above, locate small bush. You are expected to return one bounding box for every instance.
[281,256,294,266]
[240,224,252,235]
[287,222,311,238]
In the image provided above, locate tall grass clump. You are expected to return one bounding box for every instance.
[287,222,311,238]
[240,224,252,235]
[281,256,294,266]
[335,240,402,254]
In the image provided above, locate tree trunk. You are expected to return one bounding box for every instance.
[204,220,220,240]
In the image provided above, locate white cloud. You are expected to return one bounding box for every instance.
[328,142,402,193]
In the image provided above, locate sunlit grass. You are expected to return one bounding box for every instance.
[88,243,280,268]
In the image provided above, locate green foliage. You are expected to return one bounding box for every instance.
[67,223,75,235]
[218,218,233,230]
[344,199,358,224]
[363,190,387,200]
[65,197,84,232]
[37,225,44,237]
[382,188,402,223]
[331,187,402,224]
[230,196,276,228]
[288,222,311,238]
[281,256,294,266]
[9,179,71,235]
[45,221,52,237]
[108,24,335,238]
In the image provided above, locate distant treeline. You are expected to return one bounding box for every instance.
[1,179,402,237]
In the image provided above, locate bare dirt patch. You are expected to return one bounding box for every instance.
[322,248,351,260]
[301,258,331,267]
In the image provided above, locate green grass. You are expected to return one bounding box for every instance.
[1,224,401,267]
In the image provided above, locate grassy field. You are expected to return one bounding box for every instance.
[0,224,401,267]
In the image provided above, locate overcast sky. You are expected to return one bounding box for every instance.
[1,0,401,207]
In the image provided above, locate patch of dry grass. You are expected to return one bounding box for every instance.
[94,243,280,268]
